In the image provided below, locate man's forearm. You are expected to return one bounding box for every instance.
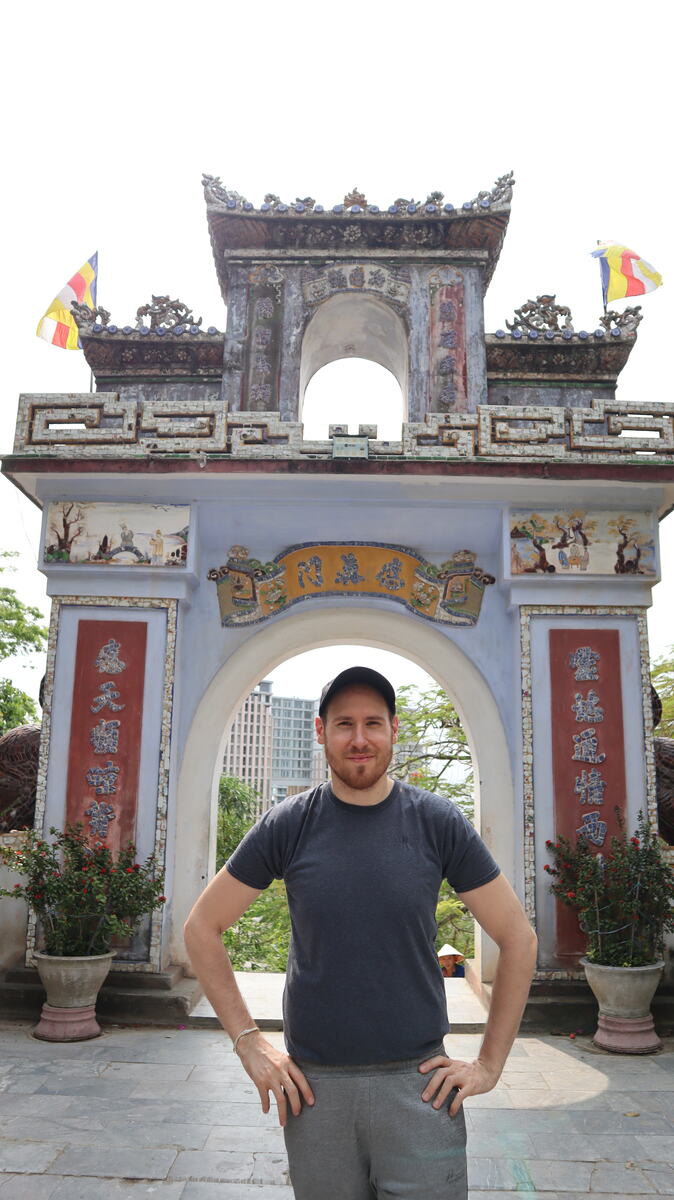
[477,931,537,1079]
[184,923,255,1043]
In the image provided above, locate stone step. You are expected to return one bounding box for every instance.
[5,962,184,990]
[0,969,202,1027]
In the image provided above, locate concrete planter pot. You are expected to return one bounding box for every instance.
[581,957,665,1054]
[33,951,115,1041]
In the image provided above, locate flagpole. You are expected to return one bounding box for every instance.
[596,241,608,317]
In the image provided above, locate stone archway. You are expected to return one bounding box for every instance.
[172,604,514,981]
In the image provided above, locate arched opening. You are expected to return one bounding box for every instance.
[302,358,405,441]
[299,292,409,435]
[216,646,477,976]
[173,605,515,984]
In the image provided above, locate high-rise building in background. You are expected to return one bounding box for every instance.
[272,694,328,805]
[222,681,328,813]
[222,680,274,811]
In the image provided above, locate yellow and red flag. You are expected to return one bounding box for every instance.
[591,243,662,307]
[36,253,98,349]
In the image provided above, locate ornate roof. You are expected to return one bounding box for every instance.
[486,296,640,382]
[204,173,514,297]
[72,298,223,382]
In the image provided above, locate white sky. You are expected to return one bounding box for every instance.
[0,1,671,707]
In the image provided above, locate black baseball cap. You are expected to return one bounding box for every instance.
[318,667,396,718]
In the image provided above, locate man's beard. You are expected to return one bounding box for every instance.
[323,739,394,792]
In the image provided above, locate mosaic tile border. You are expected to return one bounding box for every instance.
[520,604,664,982]
[12,394,674,462]
[28,596,178,972]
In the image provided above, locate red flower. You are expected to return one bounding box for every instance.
[566,890,576,899]
[133,864,140,871]
[13,883,21,890]
[158,895,167,903]
[630,838,640,847]
[126,868,134,874]
[543,865,551,873]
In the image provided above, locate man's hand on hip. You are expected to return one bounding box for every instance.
[418,1054,499,1117]
[236,1033,315,1126]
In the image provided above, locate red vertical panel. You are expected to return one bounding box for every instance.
[548,629,627,963]
[65,620,147,855]
[429,277,467,411]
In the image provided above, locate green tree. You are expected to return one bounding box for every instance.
[392,684,473,816]
[216,774,292,971]
[223,880,292,972]
[392,683,476,958]
[0,679,39,735]
[651,646,674,739]
[0,553,48,736]
[216,775,260,870]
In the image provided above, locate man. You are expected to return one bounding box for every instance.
[184,666,537,1199]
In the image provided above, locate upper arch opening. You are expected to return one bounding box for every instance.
[299,293,409,421]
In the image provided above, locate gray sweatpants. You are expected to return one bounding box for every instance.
[284,1051,467,1200]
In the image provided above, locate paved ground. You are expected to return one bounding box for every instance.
[0,1021,673,1198]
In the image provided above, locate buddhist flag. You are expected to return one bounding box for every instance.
[591,242,663,307]
[36,253,98,349]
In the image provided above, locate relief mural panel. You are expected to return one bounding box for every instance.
[208,543,494,627]
[43,503,189,566]
[510,510,656,578]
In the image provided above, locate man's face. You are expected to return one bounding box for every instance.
[315,684,398,792]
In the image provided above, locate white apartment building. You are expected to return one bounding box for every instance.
[222,679,274,812]
[271,694,326,805]
[222,682,328,812]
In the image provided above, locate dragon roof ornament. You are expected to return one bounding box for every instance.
[507,295,575,334]
[71,297,219,337]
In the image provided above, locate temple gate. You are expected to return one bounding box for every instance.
[2,173,673,1005]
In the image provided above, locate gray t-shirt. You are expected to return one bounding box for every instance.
[226,780,500,1064]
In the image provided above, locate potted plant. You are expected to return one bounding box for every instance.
[545,810,674,1053]
[0,823,166,1041]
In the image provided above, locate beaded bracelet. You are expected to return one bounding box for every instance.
[233,1025,259,1054]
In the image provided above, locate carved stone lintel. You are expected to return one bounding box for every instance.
[506,294,574,333]
[135,296,202,331]
[599,305,643,334]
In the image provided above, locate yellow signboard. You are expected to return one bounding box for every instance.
[208,543,494,627]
